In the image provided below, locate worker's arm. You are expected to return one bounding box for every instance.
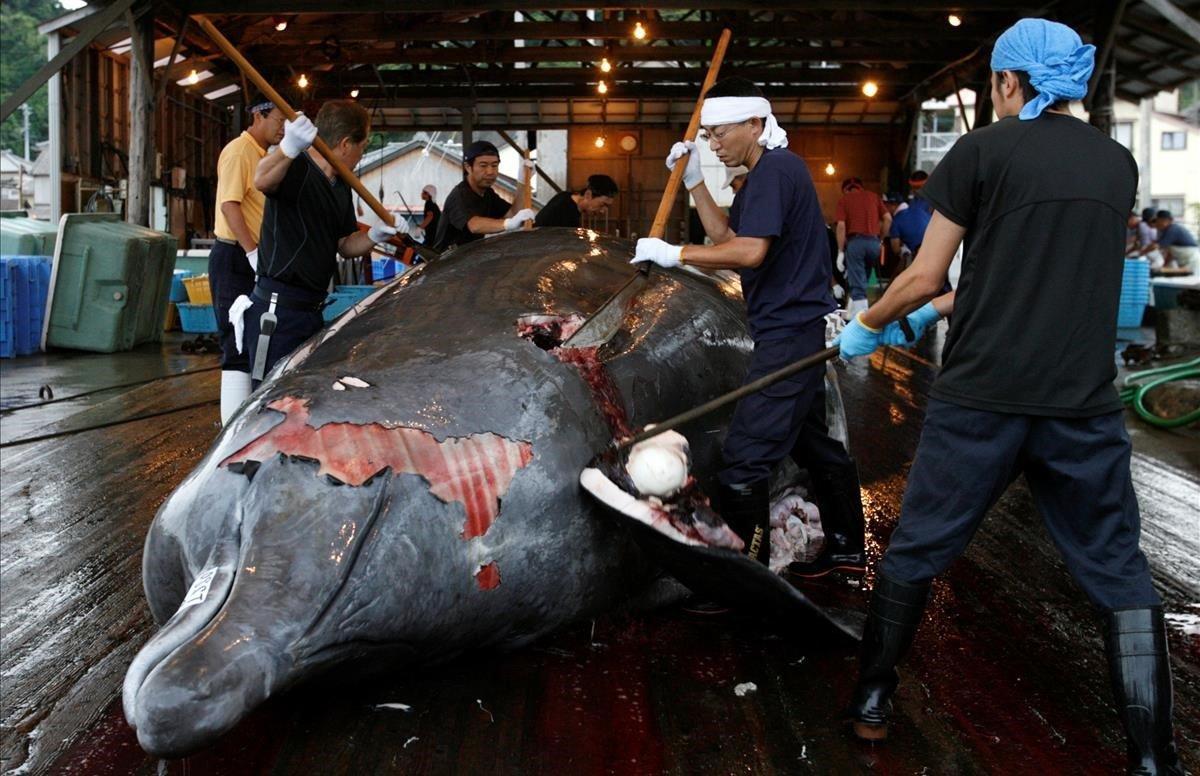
[419,210,435,230]
[220,202,258,253]
[880,212,893,240]
[681,236,770,269]
[337,230,377,258]
[254,114,316,195]
[889,237,903,256]
[467,211,534,234]
[689,183,735,244]
[254,149,295,195]
[836,222,847,252]
[862,211,963,329]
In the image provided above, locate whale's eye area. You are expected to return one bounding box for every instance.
[515,313,586,351]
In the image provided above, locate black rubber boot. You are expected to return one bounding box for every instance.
[846,573,930,741]
[718,480,770,565]
[790,460,867,578]
[1105,608,1184,776]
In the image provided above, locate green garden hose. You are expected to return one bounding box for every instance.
[1119,358,1200,429]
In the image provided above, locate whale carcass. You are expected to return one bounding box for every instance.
[123,228,850,757]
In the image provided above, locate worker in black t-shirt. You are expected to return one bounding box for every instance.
[240,100,405,386]
[533,174,619,228]
[432,141,535,251]
[835,19,1182,770]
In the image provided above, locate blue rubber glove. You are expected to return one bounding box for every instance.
[835,313,883,359]
[880,302,941,347]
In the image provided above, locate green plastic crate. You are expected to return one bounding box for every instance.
[0,215,58,257]
[43,214,178,353]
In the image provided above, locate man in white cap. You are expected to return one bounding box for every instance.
[836,19,1183,771]
[632,77,866,578]
[418,184,440,245]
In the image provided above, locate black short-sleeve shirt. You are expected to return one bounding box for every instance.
[434,180,510,250]
[534,191,581,228]
[259,152,358,294]
[729,147,835,341]
[921,113,1138,417]
[423,199,441,243]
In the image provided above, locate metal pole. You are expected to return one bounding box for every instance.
[48,32,62,222]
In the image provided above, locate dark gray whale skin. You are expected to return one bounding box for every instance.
[123,228,759,757]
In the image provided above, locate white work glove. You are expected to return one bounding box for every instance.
[245,247,258,273]
[631,237,683,269]
[279,112,317,159]
[665,141,704,191]
[832,284,845,301]
[229,295,253,354]
[517,159,535,185]
[504,208,535,231]
[368,221,408,244]
[836,250,846,273]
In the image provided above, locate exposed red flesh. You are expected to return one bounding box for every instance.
[222,396,534,540]
[475,562,501,590]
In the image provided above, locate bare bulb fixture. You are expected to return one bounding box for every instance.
[861,80,879,98]
[298,73,309,89]
[186,69,199,85]
[274,18,288,32]
[600,57,612,73]
[947,14,962,26]
[825,162,836,176]
[633,21,647,40]
[595,135,606,149]
[350,88,359,98]
[597,80,608,95]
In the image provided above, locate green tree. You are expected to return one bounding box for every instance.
[1,0,66,157]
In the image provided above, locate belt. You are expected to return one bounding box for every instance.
[252,284,326,312]
[215,237,238,246]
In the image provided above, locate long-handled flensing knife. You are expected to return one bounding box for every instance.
[561,28,733,350]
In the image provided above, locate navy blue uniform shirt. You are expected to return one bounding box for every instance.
[728,147,835,341]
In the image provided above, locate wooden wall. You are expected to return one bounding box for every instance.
[59,46,233,241]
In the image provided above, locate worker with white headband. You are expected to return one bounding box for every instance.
[633,77,866,579]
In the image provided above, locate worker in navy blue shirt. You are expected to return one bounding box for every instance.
[888,196,933,272]
[835,20,1183,771]
[241,100,405,386]
[633,77,866,578]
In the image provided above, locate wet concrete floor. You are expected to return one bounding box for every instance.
[1,331,1197,775]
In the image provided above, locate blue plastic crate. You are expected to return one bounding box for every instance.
[323,285,375,322]
[177,302,219,333]
[170,270,194,303]
[1117,259,1150,328]
[372,257,397,281]
[1117,300,1146,328]
[0,256,52,358]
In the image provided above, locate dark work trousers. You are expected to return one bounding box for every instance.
[720,320,854,487]
[208,239,257,372]
[882,398,1160,611]
[244,277,326,389]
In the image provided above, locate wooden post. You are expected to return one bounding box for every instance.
[461,106,474,181]
[126,6,155,226]
[1087,0,1128,135]
[973,72,994,129]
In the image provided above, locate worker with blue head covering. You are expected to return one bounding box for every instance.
[833,18,1184,772]
[991,18,1096,119]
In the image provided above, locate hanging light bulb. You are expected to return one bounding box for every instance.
[597,80,608,95]
[298,73,309,89]
[861,80,879,98]
[633,21,647,41]
[274,17,288,32]
[186,69,199,85]
[595,134,606,149]
[600,57,612,73]
[947,14,962,27]
[350,88,359,98]
[825,162,836,176]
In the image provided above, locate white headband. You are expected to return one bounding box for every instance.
[700,96,789,150]
[422,184,437,198]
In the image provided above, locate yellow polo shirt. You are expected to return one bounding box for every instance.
[214,131,268,241]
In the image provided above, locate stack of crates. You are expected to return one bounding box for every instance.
[0,256,52,357]
[372,257,399,281]
[43,214,177,353]
[1118,258,1151,328]
[178,273,219,333]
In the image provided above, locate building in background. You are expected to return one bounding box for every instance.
[0,149,35,211]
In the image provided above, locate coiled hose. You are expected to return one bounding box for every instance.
[1120,358,1200,429]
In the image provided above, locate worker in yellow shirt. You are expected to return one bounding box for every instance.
[210,96,285,423]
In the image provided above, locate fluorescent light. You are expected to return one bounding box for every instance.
[203,84,241,100]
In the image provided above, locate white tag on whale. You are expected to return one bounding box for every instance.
[179,567,219,611]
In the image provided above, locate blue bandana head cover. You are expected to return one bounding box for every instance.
[991,18,1095,120]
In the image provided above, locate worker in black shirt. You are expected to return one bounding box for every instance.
[418,184,440,245]
[433,141,534,251]
[534,174,619,228]
[836,19,1183,772]
[240,100,404,386]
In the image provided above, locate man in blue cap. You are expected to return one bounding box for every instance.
[835,19,1183,773]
